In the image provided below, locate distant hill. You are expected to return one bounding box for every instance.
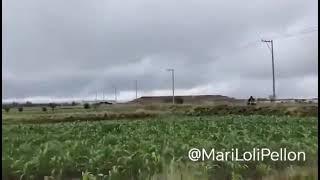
[130,95,244,104]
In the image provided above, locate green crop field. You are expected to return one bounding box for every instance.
[2,108,318,180]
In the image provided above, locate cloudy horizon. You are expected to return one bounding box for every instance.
[3,0,318,103]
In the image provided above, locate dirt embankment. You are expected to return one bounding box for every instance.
[4,104,317,125]
[176,105,318,117]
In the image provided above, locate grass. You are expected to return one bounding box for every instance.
[2,103,318,179]
[2,113,318,180]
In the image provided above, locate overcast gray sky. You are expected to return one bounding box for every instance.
[2,0,318,102]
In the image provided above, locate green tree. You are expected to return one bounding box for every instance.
[49,103,57,111]
[84,103,90,109]
[18,107,23,112]
[71,101,77,106]
[4,106,10,113]
[26,101,32,106]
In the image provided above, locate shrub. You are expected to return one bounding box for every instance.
[92,103,100,109]
[84,103,90,109]
[42,107,47,112]
[49,103,57,111]
[4,107,10,113]
[71,101,77,106]
[175,97,184,104]
[12,102,19,107]
[26,101,32,105]
[18,107,23,112]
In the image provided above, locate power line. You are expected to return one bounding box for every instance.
[210,26,318,62]
[210,40,261,61]
[265,26,318,40]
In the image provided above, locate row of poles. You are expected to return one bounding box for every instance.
[94,69,175,104]
[95,39,276,104]
[166,39,277,103]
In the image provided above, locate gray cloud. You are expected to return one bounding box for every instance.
[3,0,318,102]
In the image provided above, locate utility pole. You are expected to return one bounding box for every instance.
[114,87,117,103]
[166,68,175,104]
[102,91,105,101]
[261,39,276,101]
[135,80,138,99]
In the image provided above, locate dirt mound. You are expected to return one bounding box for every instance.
[183,105,318,117]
